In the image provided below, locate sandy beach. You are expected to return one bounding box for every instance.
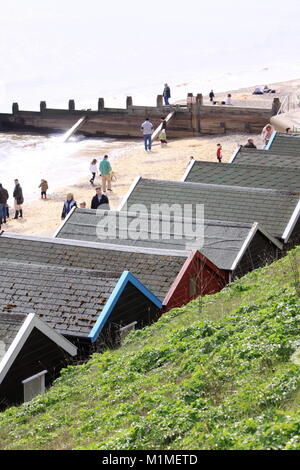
[2,77,299,238]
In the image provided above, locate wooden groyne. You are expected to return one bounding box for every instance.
[0,94,275,138]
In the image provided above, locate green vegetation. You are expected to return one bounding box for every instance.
[0,247,299,450]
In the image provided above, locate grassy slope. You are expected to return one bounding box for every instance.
[0,247,299,450]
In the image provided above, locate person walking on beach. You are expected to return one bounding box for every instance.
[163,83,171,105]
[99,155,112,192]
[209,90,215,103]
[89,158,98,186]
[13,179,24,219]
[262,124,274,146]
[159,128,167,147]
[216,144,223,163]
[140,118,154,151]
[91,187,110,210]
[0,183,9,225]
[38,179,48,199]
[161,116,167,130]
[61,193,77,220]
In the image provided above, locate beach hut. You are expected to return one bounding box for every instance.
[0,313,77,410]
[265,131,300,153]
[229,147,300,168]
[0,261,162,353]
[118,177,300,247]
[182,160,300,191]
[0,232,226,312]
[54,208,281,286]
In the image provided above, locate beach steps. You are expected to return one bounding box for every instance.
[62,116,88,142]
[151,111,175,141]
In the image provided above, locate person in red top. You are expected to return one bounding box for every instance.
[216,143,222,163]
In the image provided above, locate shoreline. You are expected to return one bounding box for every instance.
[1,132,261,237]
[1,76,299,238]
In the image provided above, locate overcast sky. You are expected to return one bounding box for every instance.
[0,1,299,109]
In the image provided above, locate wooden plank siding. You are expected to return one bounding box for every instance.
[0,328,73,410]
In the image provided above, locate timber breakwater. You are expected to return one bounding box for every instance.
[0,93,278,138]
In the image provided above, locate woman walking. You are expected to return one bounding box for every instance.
[13,179,24,219]
[61,193,77,220]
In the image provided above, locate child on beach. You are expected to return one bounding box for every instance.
[261,124,274,147]
[159,129,167,147]
[216,144,223,163]
[89,159,98,186]
[39,179,48,199]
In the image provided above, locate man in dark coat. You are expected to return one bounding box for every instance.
[91,187,110,210]
[0,183,9,224]
[13,179,24,219]
[242,139,257,149]
[163,83,171,105]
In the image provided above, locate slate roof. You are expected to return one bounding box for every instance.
[54,208,281,271]
[184,161,300,190]
[0,314,25,362]
[0,261,120,338]
[268,132,300,154]
[231,148,300,168]
[120,178,300,239]
[0,233,187,301]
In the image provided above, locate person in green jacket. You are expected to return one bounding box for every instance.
[99,155,112,192]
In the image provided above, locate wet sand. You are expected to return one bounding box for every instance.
[2,77,299,238]
[1,132,260,237]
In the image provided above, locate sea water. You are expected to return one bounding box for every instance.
[0,132,135,204]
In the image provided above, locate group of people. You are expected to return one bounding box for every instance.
[89,155,114,192]
[0,177,51,228]
[215,123,274,162]
[61,187,110,220]
[253,85,276,95]
[209,90,232,106]
[140,116,168,151]
[0,179,24,226]
[61,155,115,220]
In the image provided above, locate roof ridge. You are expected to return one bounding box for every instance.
[1,232,189,257]
[191,161,300,173]
[139,178,300,196]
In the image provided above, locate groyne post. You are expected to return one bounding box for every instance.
[98,98,104,111]
[68,100,75,111]
[126,96,133,108]
[188,93,202,135]
[196,93,203,105]
[271,98,281,116]
[40,101,47,113]
[12,103,19,115]
[156,95,163,107]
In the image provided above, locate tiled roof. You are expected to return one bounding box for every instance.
[0,314,25,362]
[232,148,300,168]
[54,209,280,270]
[0,261,119,338]
[269,133,300,154]
[184,161,300,190]
[121,178,300,239]
[0,233,186,301]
